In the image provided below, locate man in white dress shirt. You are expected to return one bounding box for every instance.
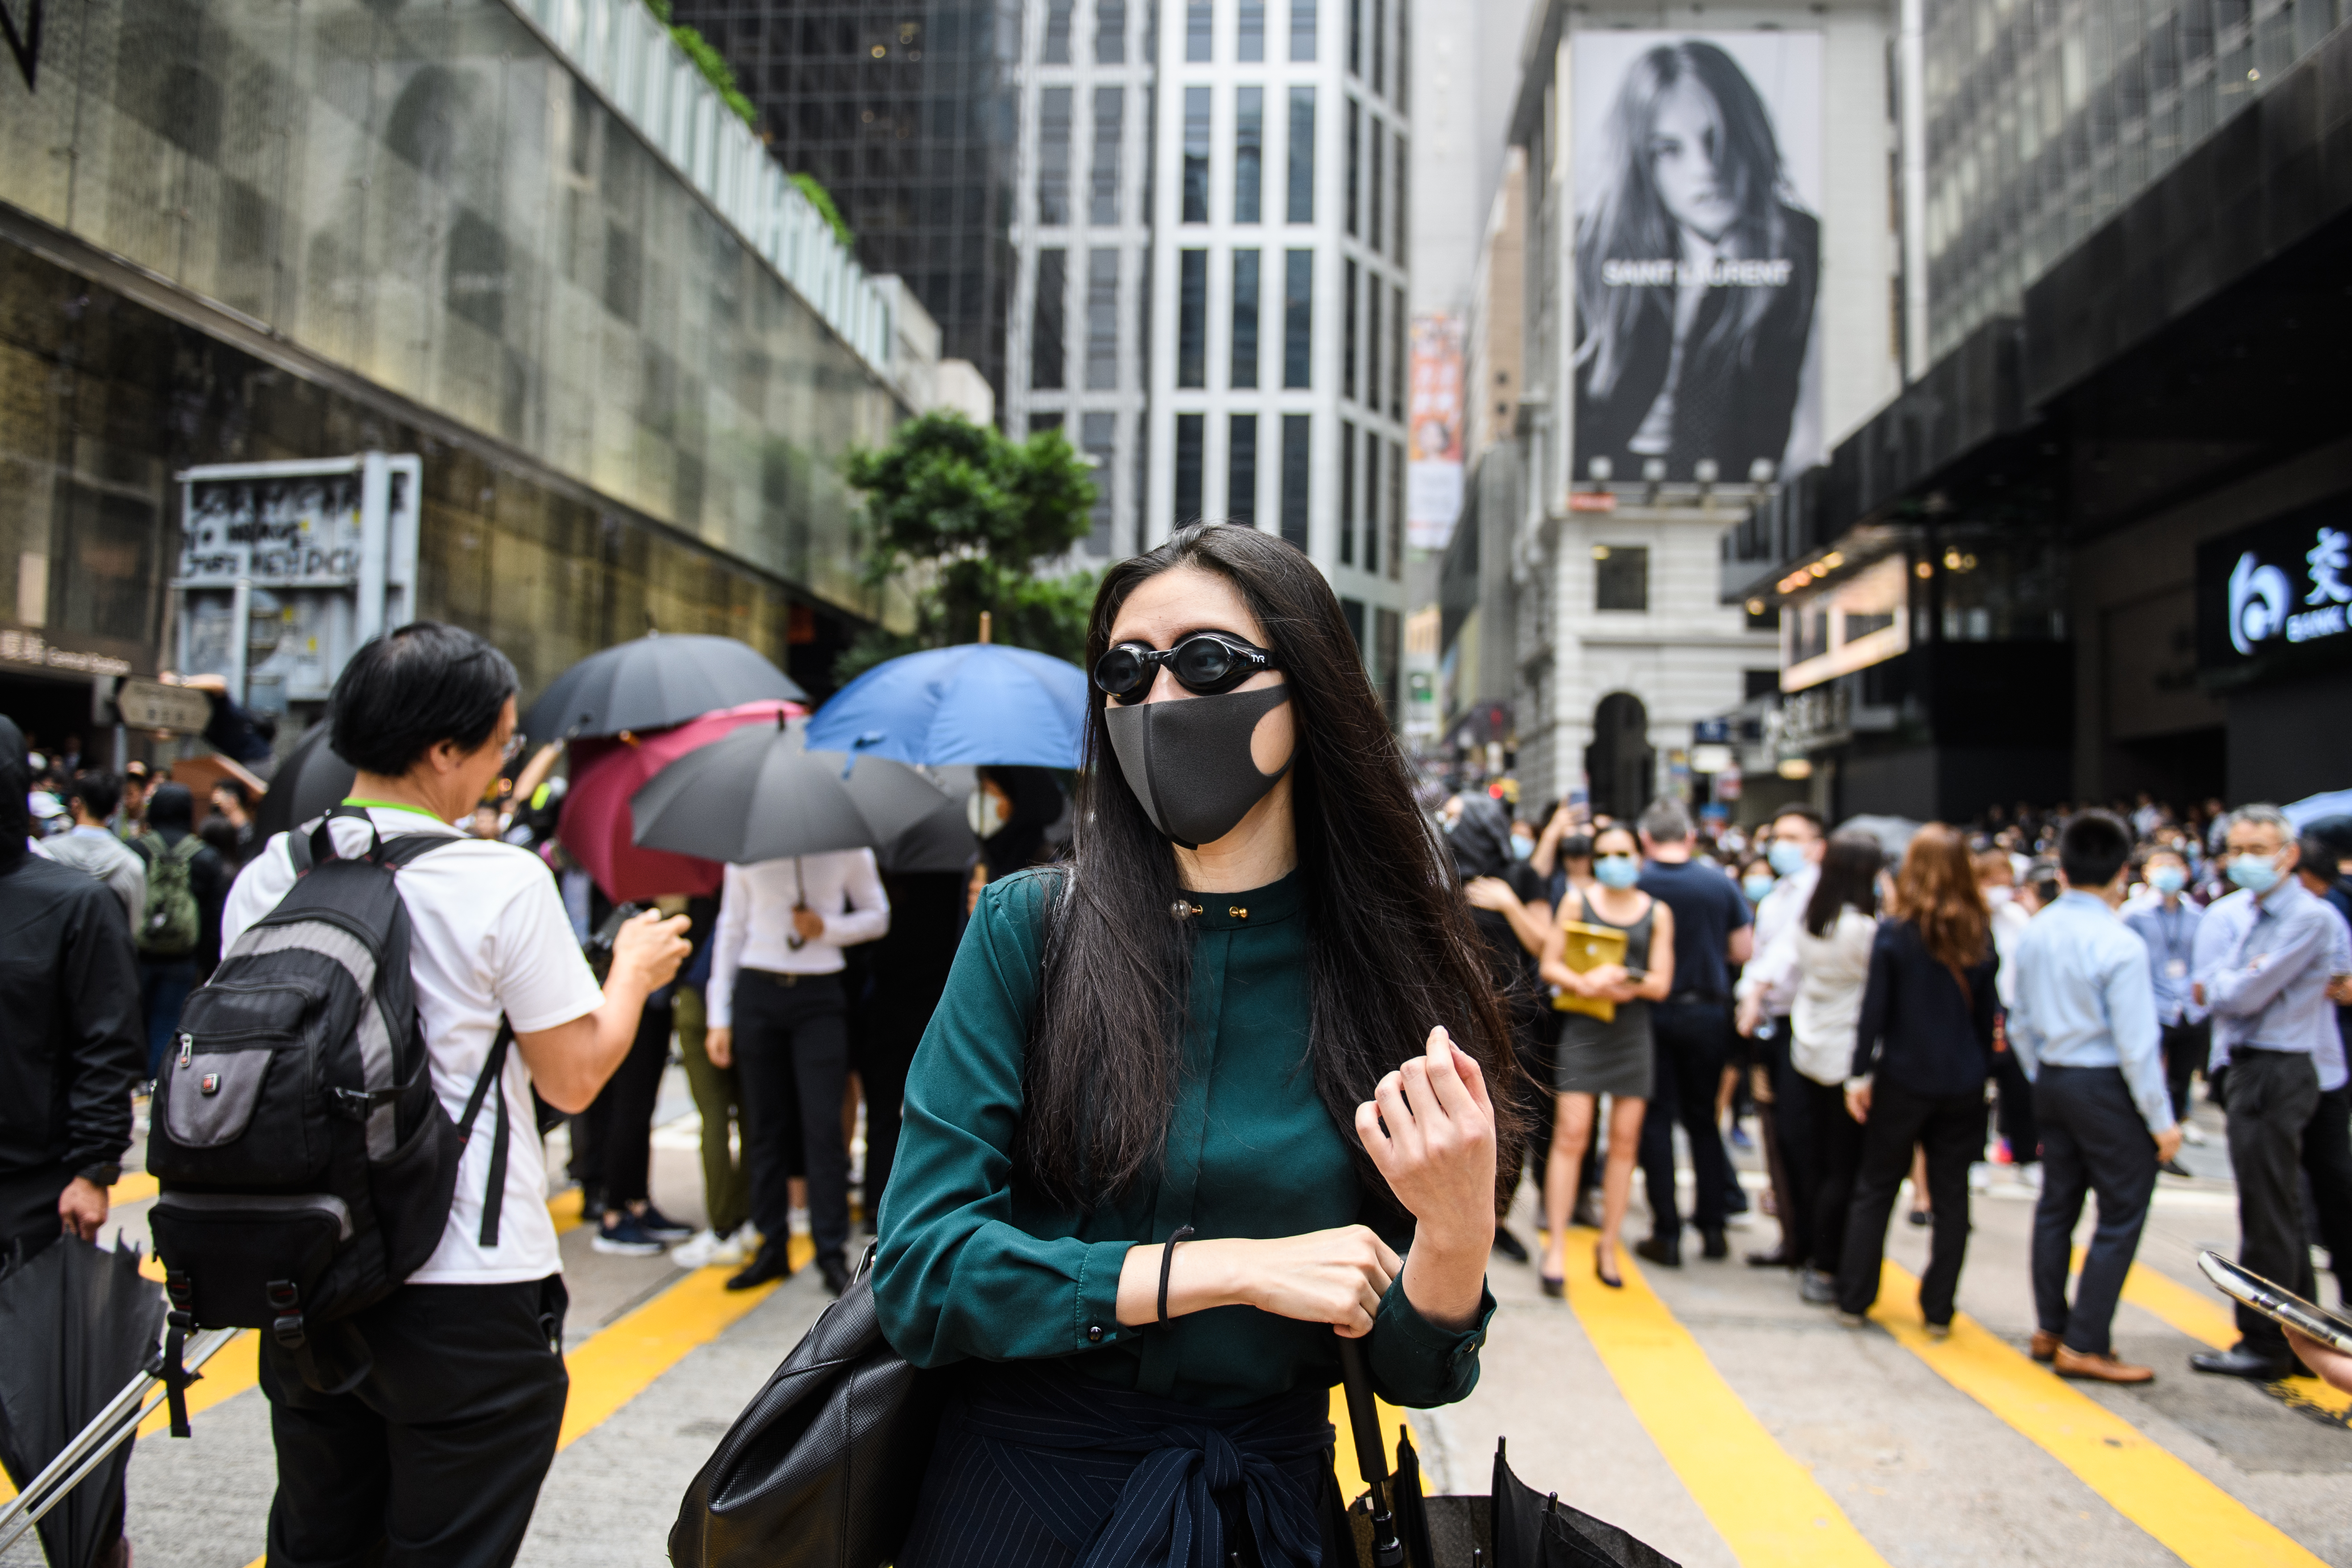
[706,850,890,1295]
[1735,805,1824,1267]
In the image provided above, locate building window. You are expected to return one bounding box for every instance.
[1044,0,1073,62]
[1231,249,1261,389]
[1348,0,1362,75]
[1368,120,1382,254]
[1086,248,1121,389]
[1097,0,1126,62]
[1286,87,1316,223]
[1391,283,1405,416]
[1345,99,1360,237]
[1283,249,1312,388]
[1133,419,1152,553]
[1038,88,1073,225]
[1032,249,1067,388]
[1177,248,1208,387]
[1341,260,1358,400]
[1366,281,1379,411]
[1187,0,1213,61]
[1371,0,1385,96]
[1339,420,1357,564]
[1364,437,1379,574]
[1136,243,1153,383]
[1082,411,1116,554]
[1594,544,1649,611]
[1386,437,1402,577]
[1090,87,1124,225]
[1375,605,1400,710]
[1228,414,1258,524]
[1280,414,1310,549]
[1234,87,1263,223]
[1393,131,1407,258]
[1239,0,1264,61]
[1290,0,1317,62]
[1182,87,1211,222]
[1176,413,1205,521]
[1342,595,1366,654]
[1029,411,1066,435]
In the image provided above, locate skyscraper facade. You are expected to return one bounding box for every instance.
[1003,0,1410,702]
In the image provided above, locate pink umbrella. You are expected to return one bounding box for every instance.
[557,699,804,900]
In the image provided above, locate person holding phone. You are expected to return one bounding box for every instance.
[873,524,1508,1568]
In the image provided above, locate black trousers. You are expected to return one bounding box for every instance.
[1758,1025,1808,1260]
[735,970,852,1265]
[2030,1065,2157,1357]
[2224,1048,2323,1356]
[1992,1041,2039,1166]
[1837,1080,1987,1325]
[851,1009,921,1230]
[570,993,671,1211]
[2304,1081,2352,1304]
[1637,1001,1734,1246]
[2160,1019,2211,1126]
[260,1277,569,1568]
[1798,1074,1867,1277]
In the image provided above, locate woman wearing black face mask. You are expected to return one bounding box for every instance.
[875,523,1515,1568]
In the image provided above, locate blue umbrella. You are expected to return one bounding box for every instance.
[805,644,1091,768]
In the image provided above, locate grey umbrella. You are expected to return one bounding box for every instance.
[524,634,807,743]
[631,725,952,863]
[1836,814,1923,860]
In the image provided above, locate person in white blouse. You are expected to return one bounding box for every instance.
[705,850,890,1295]
[1783,833,1886,1306]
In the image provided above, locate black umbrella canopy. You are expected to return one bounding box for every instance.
[0,1239,165,1568]
[252,721,358,842]
[632,727,950,863]
[523,634,808,743]
[873,785,982,875]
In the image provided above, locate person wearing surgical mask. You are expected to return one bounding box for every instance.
[2123,847,2208,1150]
[1732,806,1826,1268]
[2187,804,2352,1382]
[875,523,1511,1567]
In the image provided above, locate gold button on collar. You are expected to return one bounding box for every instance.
[1228,906,1248,919]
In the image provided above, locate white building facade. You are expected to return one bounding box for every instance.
[1006,0,1411,700]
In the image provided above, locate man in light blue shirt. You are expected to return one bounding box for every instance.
[2189,803,2352,1380]
[2122,845,2206,1138]
[2010,811,2180,1383]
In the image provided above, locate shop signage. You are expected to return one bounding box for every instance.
[0,628,132,678]
[2196,501,2352,688]
[113,678,215,733]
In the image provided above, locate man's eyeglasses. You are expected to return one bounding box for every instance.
[500,730,530,766]
[1093,632,1279,705]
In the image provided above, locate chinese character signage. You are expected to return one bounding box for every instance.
[2196,502,2352,687]
[1407,314,1465,550]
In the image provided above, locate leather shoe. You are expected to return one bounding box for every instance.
[2055,1345,2154,1383]
[2190,1345,2293,1381]
[1492,1226,1531,1264]
[1745,1246,1799,1268]
[1699,1228,1729,1261]
[726,1242,793,1292]
[818,1254,853,1298]
[1799,1268,1837,1305]
[1634,1235,1681,1268]
[2030,1330,2060,1363]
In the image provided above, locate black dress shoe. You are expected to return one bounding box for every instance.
[1492,1226,1531,1264]
[726,1242,793,1292]
[818,1254,853,1298]
[1699,1228,1729,1261]
[1634,1235,1681,1268]
[1745,1246,1799,1268]
[2190,1345,2294,1381]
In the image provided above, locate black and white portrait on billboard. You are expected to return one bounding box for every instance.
[1572,33,1823,486]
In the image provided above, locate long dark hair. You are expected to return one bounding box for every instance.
[1803,833,1884,937]
[1017,523,1520,1210]
[1891,822,1991,979]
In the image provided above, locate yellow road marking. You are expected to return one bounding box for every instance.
[1327,1385,1416,1502]
[111,1171,160,1207]
[1871,1260,2325,1567]
[1560,1228,1891,1567]
[2115,1259,2352,1421]
[555,1261,782,1450]
[135,1333,261,1439]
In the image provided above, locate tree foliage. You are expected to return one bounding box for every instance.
[838,413,1099,681]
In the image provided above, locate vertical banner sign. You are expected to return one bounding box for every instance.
[1570,32,1824,486]
[1407,313,1465,550]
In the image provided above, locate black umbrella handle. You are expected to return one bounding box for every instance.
[1336,1334,1404,1568]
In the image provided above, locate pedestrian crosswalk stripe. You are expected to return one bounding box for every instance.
[1871,1260,2327,1567]
[554,1259,784,1451]
[1560,1229,1893,1568]
[2115,1259,2352,1421]
[110,1171,160,1206]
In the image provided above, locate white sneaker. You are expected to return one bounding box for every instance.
[787,1206,812,1237]
[2181,1122,2208,1147]
[670,1228,747,1269]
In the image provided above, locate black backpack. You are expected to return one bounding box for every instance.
[147,808,525,1419]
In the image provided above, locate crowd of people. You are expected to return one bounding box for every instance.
[7,549,2351,1568]
[1453,785,2352,1386]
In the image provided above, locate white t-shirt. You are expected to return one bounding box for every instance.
[221,807,605,1284]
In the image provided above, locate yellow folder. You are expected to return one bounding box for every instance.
[1551,920,1627,1022]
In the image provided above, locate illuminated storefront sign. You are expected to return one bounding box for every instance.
[2197,502,2352,687]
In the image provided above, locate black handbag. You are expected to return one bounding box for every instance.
[668,1250,943,1568]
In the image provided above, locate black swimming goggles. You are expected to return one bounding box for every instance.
[1093,631,1280,705]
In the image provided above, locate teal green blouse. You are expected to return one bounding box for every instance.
[872,868,1494,1409]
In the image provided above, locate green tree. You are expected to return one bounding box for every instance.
[838,413,1099,681]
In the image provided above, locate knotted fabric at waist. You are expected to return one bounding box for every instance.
[949,1358,1333,1568]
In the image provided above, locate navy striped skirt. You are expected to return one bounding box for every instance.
[895,1360,1340,1568]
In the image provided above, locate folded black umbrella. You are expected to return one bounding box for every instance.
[524,634,808,743]
[251,721,357,843]
[631,727,950,863]
[0,1238,166,1568]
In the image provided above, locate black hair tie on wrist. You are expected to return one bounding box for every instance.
[1158,1226,1196,1325]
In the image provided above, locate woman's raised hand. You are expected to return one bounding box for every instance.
[1356,1028,1497,1259]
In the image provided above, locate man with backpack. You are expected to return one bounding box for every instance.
[207,622,689,1568]
[131,783,231,1079]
